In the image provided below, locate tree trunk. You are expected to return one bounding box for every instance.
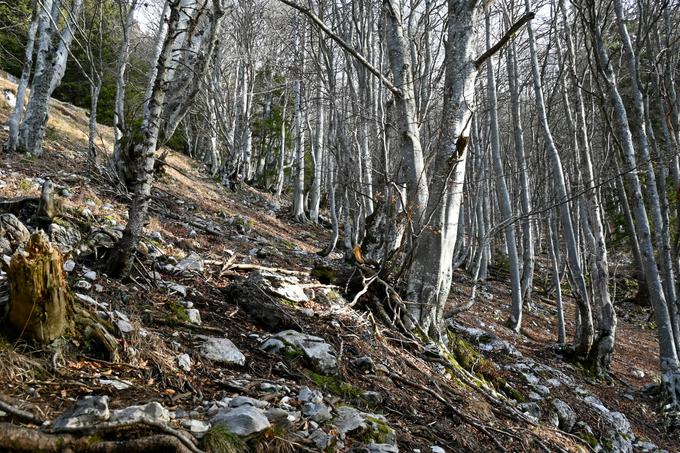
[7,231,72,343]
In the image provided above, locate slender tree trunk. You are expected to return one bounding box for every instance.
[309,88,324,223]
[4,0,40,153]
[525,0,593,356]
[107,0,183,277]
[291,25,307,222]
[549,213,566,344]
[485,11,522,331]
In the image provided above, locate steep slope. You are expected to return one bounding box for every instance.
[0,75,676,453]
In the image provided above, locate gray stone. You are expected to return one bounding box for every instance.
[266,330,338,375]
[199,337,245,366]
[310,429,332,449]
[367,444,399,453]
[99,379,132,390]
[177,353,191,372]
[229,396,268,408]
[431,447,445,453]
[64,260,76,272]
[249,271,309,303]
[48,223,81,253]
[583,395,633,453]
[352,356,376,374]
[0,214,29,252]
[265,407,300,428]
[177,252,204,273]
[518,402,541,422]
[332,407,396,445]
[186,309,201,325]
[303,401,332,423]
[75,280,92,290]
[83,271,96,280]
[53,396,110,429]
[181,419,211,437]
[117,319,134,335]
[551,399,576,432]
[110,402,170,424]
[211,405,271,436]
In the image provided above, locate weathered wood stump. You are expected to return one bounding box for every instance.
[7,231,72,343]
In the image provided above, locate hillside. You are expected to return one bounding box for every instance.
[0,76,677,453]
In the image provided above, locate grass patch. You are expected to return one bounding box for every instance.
[166,300,190,322]
[203,425,246,453]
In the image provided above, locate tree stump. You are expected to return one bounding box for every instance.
[6,231,72,343]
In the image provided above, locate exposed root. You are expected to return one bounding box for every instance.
[0,395,44,425]
[0,422,195,453]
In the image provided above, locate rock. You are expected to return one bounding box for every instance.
[110,402,170,424]
[186,309,201,325]
[63,260,76,272]
[99,378,132,390]
[0,214,30,252]
[352,356,376,374]
[83,270,96,280]
[176,252,204,273]
[117,319,134,335]
[168,283,187,297]
[551,399,576,432]
[259,383,289,394]
[265,407,300,428]
[518,402,541,422]
[199,337,245,366]
[177,353,191,372]
[75,280,92,290]
[431,447,445,453]
[631,368,645,379]
[249,271,309,303]
[310,429,333,449]
[211,405,271,436]
[181,419,210,437]
[332,407,396,445]
[583,396,633,453]
[90,229,118,249]
[229,396,268,408]
[53,396,110,429]
[303,401,332,423]
[367,444,399,453]
[263,330,338,375]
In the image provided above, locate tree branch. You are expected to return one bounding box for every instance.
[475,12,535,69]
[275,0,402,97]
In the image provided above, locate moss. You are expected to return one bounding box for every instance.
[167,300,190,322]
[363,416,393,444]
[18,178,33,191]
[277,239,297,251]
[580,432,600,449]
[303,369,364,399]
[203,425,247,453]
[282,344,305,360]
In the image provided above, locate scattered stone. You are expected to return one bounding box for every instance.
[332,407,396,445]
[117,319,134,335]
[249,271,309,303]
[259,383,289,394]
[168,283,187,297]
[110,402,170,424]
[229,396,268,409]
[551,399,576,432]
[176,252,204,273]
[99,379,132,390]
[265,407,300,428]
[199,337,245,366]
[83,270,97,280]
[431,447,445,453]
[52,396,110,429]
[518,402,541,422]
[352,356,376,374]
[631,368,645,379]
[63,260,76,272]
[177,353,191,372]
[367,444,399,453]
[211,405,271,436]
[0,214,30,253]
[181,419,210,437]
[583,395,633,453]
[310,429,332,449]
[186,308,201,325]
[75,280,92,290]
[262,330,338,375]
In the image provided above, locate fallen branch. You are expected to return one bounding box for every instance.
[0,397,44,425]
[227,263,310,276]
[0,422,194,453]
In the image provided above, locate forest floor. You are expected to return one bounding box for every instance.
[0,76,678,452]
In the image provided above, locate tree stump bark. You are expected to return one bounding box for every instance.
[6,231,72,343]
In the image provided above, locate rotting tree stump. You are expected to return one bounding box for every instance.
[6,231,72,343]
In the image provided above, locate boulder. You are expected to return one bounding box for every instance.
[199,337,245,366]
[48,223,81,253]
[262,330,338,375]
[110,402,170,424]
[0,214,29,253]
[249,271,309,303]
[332,407,396,445]
[551,399,576,432]
[211,405,271,436]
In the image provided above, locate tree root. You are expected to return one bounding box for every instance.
[0,396,44,425]
[0,422,195,453]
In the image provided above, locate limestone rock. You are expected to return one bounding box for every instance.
[53,396,110,429]
[211,405,271,436]
[199,337,245,366]
[262,330,338,375]
[551,399,576,432]
[110,402,170,424]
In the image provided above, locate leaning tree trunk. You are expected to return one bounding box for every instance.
[6,231,72,343]
[106,0,183,277]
